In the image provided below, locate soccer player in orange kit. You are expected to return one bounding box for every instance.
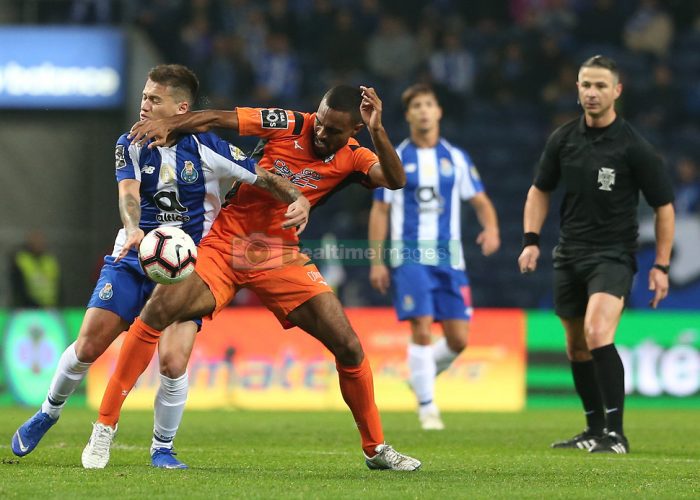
[82,85,421,471]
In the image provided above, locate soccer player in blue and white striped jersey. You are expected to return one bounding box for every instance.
[11,65,308,469]
[369,84,500,430]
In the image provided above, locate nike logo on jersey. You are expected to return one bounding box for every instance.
[294,140,303,150]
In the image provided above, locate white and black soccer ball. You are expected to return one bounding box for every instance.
[138,227,197,285]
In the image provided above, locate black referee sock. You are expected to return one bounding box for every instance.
[570,360,606,434]
[590,344,625,435]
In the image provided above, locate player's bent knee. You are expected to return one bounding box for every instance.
[142,286,192,330]
[141,296,175,331]
[159,354,188,379]
[446,336,468,353]
[333,331,364,366]
[566,346,592,362]
[584,320,615,347]
[74,340,104,364]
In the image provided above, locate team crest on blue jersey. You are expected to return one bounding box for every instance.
[229,144,247,161]
[440,158,453,176]
[402,294,415,312]
[404,163,417,173]
[98,283,113,301]
[181,161,199,183]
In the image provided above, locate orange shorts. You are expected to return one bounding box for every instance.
[194,234,333,327]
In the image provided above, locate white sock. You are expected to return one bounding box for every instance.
[41,342,92,419]
[433,337,460,376]
[152,372,189,451]
[408,343,436,407]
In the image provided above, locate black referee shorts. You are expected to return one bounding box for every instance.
[552,245,636,319]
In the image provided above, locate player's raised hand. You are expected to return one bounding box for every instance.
[128,118,174,148]
[282,195,310,235]
[477,229,500,256]
[369,264,390,295]
[518,245,540,274]
[359,86,383,131]
[116,227,145,262]
[648,267,669,309]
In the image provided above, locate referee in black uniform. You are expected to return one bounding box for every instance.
[518,55,675,454]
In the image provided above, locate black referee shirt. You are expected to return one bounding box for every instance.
[534,115,674,250]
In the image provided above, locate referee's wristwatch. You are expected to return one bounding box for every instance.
[653,263,670,274]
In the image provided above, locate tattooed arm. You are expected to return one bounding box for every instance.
[116,179,145,262]
[253,165,310,234]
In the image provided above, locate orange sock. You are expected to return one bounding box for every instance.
[336,356,384,456]
[97,317,161,427]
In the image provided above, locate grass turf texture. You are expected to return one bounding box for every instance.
[1,408,698,498]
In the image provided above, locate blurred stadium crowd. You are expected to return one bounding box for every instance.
[4,0,700,308]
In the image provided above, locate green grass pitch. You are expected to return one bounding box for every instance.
[1,407,698,498]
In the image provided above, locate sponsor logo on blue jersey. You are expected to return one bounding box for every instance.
[112,131,257,252]
[374,138,485,270]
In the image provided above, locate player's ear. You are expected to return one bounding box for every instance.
[178,101,190,114]
[351,122,364,135]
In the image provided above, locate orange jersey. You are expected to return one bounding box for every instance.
[208,107,379,245]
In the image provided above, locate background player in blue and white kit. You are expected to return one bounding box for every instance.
[369,84,500,430]
[11,64,309,468]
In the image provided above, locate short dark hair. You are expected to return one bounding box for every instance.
[580,55,620,81]
[401,83,439,110]
[147,64,199,105]
[322,85,362,124]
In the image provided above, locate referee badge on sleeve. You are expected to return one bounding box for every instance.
[597,167,616,191]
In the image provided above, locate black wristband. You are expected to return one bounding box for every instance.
[653,263,670,274]
[522,232,540,249]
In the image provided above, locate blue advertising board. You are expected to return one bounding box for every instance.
[0,27,125,109]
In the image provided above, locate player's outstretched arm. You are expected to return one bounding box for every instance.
[518,185,550,274]
[469,192,501,256]
[648,202,674,308]
[253,165,310,234]
[116,179,144,262]
[360,86,406,190]
[368,200,391,295]
[129,110,240,149]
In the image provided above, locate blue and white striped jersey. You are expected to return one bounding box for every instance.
[113,131,257,258]
[373,138,484,270]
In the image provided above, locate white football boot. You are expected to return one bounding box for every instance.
[418,403,445,431]
[364,444,421,471]
[82,422,117,469]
